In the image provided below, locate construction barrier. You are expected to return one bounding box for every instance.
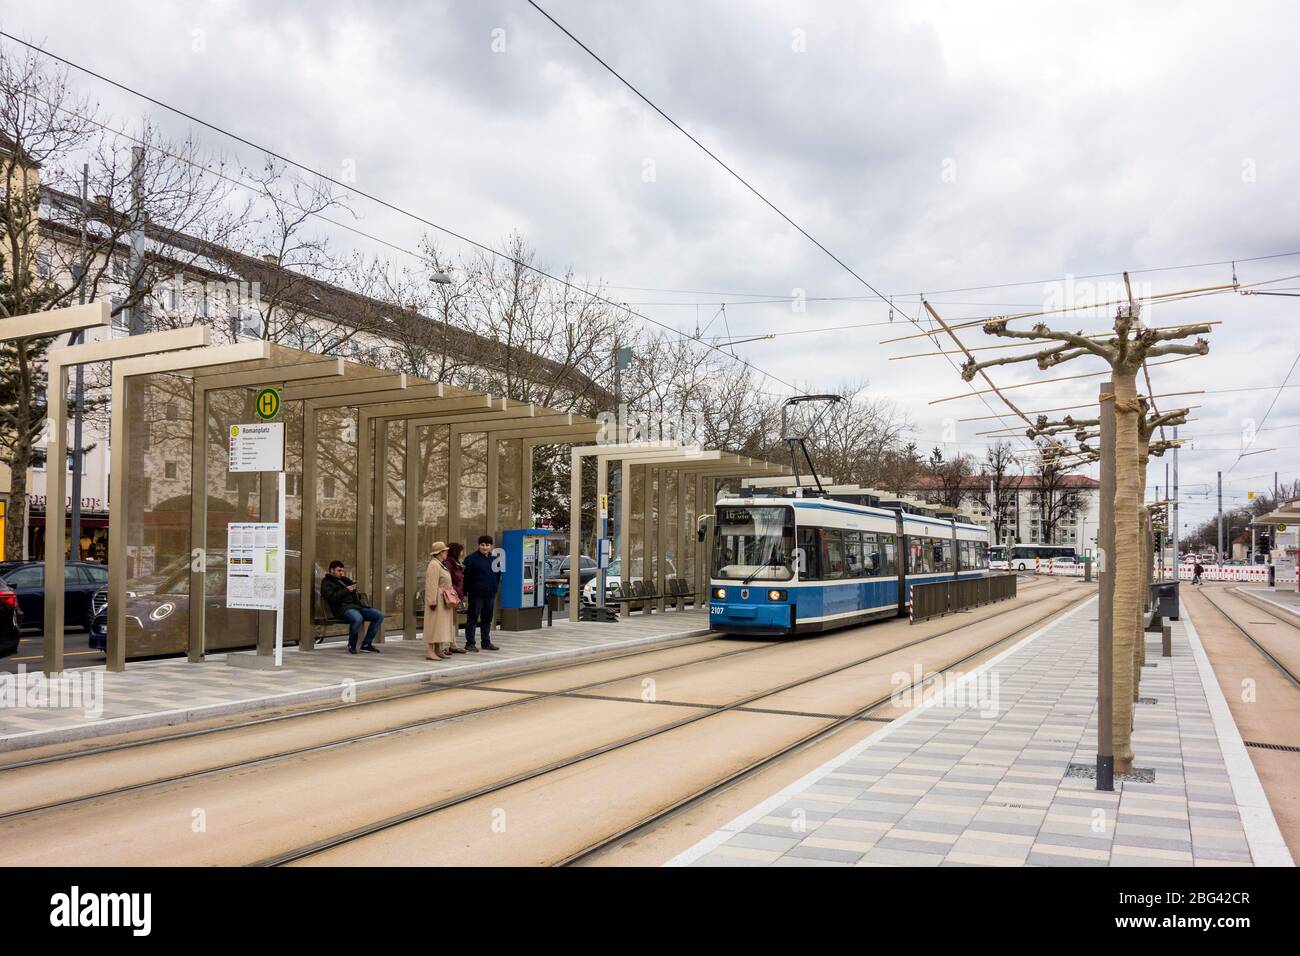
[1034,560,1088,577]
[1175,564,1271,583]
[910,574,1017,624]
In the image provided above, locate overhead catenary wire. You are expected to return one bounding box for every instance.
[0,30,806,396]
[522,0,1041,452]
[599,250,1300,306]
[1226,346,1300,474]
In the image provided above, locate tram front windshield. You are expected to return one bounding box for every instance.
[712,505,795,581]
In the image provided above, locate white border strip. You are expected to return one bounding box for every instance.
[664,594,1097,866]
[1179,602,1295,866]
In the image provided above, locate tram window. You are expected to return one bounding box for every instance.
[879,534,896,576]
[862,532,880,577]
[940,540,954,572]
[796,526,820,580]
[821,530,846,580]
[910,537,932,574]
[844,531,865,577]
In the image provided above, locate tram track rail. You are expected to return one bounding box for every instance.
[0,582,1077,827]
[1196,588,1300,692]
[256,585,1095,867]
[0,626,730,773]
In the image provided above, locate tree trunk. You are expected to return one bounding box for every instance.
[1136,445,1150,691]
[1111,371,1141,775]
[5,435,30,560]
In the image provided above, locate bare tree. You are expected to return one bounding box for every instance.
[922,445,975,509]
[961,303,1211,774]
[1030,440,1083,545]
[0,46,237,558]
[972,440,1019,544]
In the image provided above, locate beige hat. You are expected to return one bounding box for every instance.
[430,541,449,556]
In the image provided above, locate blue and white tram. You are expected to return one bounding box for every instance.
[708,495,990,636]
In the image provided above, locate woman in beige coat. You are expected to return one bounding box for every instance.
[424,542,457,660]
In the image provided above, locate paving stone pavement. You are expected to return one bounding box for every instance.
[0,607,709,749]
[672,598,1293,868]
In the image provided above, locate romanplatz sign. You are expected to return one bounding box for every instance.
[228,422,285,473]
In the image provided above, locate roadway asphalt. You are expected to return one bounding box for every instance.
[1,628,102,673]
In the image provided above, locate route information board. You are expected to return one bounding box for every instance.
[226,521,283,610]
[228,422,284,473]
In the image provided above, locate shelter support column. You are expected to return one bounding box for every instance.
[569,446,582,622]
[596,455,608,610]
[404,419,420,641]
[356,412,373,607]
[298,402,319,651]
[43,360,70,676]
[619,460,631,616]
[371,422,387,644]
[656,466,666,612]
[447,430,462,547]
[106,364,130,673]
[187,381,209,661]
[486,433,500,540]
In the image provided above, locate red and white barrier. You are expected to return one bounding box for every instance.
[1175,564,1271,583]
[1035,560,1087,577]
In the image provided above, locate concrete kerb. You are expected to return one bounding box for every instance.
[0,623,712,754]
[664,594,1099,867]
[1178,600,1295,866]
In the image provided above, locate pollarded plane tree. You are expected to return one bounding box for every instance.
[960,306,1210,774]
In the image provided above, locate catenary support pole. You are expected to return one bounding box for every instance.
[1097,381,1116,791]
[1217,471,1224,559]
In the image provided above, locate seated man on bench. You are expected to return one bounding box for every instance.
[321,560,384,655]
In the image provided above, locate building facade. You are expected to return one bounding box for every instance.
[906,474,1102,553]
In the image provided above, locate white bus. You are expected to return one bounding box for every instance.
[999,544,1077,572]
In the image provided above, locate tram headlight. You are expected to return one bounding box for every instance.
[767,589,787,601]
[713,587,727,600]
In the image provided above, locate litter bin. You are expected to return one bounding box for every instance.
[1150,579,1180,621]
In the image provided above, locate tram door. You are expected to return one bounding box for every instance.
[895,512,907,617]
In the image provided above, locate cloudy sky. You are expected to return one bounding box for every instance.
[4,0,1299,535]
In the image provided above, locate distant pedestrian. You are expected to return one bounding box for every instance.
[424,542,457,661]
[463,534,501,651]
[1192,561,1204,585]
[321,560,383,654]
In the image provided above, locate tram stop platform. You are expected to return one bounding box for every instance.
[0,608,709,752]
[1235,587,1300,620]
[671,598,1294,868]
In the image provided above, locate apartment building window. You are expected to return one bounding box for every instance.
[285,473,301,496]
[225,470,238,493]
[37,253,51,279]
[323,476,336,499]
[164,461,178,480]
[234,308,264,340]
[110,295,127,331]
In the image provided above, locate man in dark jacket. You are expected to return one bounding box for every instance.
[462,535,501,651]
[321,560,384,654]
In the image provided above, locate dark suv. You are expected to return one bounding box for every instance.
[0,560,109,633]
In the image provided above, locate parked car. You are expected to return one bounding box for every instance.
[89,551,304,659]
[580,558,679,605]
[545,554,598,600]
[0,560,109,632]
[0,583,20,658]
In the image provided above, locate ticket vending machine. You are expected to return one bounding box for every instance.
[500,528,552,631]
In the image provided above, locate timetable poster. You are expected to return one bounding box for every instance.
[226,521,283,610]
